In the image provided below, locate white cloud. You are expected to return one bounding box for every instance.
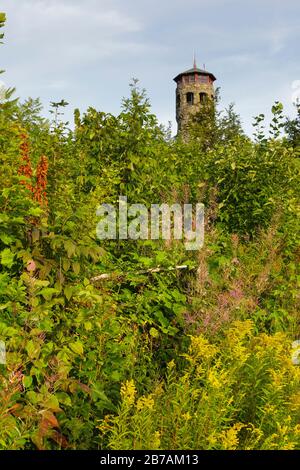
[12,1,142,39]
[2,0,144,65]
[1,0,300,136]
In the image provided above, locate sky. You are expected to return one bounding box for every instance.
[1,0,300,136]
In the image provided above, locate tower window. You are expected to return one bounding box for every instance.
[176,94,180,106]
[200,92,208,104]
[186,92,194,105]
[199,76,208,84]
[185,75,194,83]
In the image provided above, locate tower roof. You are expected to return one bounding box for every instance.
[173,67,216,83]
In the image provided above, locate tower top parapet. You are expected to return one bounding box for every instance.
[173,67,216,83]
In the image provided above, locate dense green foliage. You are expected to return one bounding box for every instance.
[285,103,300,154]
[0,14,300,449]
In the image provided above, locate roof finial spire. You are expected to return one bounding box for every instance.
[193,50,197,70]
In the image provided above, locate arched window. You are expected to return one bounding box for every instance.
[200,92,208,104]
[176,93,181,106]
[186,92,194,105]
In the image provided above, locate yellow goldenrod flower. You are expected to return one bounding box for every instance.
[120,379,136,406]
[182,411,192,421]
[136,395,155,411]
[167,359,175,370]
[281,442,295,450]
[294,424,300,435]
[185,335,218,363]
[220,423,244,450]
[207,369,222,389]
[152,431,161,449]
[207,434,217,447]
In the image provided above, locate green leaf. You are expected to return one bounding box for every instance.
[56,392,72,407]
[23,376,33,388]
[28,207,43,217]
[64,285,74,301]
[69,341,84,356]
[44,395,61,412]
[0,233,14,245]
[84,321,92,331]
[35,280,50,287]
[150,327,159,338]
[37,288,58,301]
[31,297,40,307]
[26,391,39,405]
[0,248,14,268]
[72,261,80,275]
[63,259,71,272]
[64,240,76,258]
[0,302,10,311]
[111,370,121,381]
[25,340,39,359]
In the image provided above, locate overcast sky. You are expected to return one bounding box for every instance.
[1,0,300,135]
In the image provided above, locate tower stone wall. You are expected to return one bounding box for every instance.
[174,65,216,135]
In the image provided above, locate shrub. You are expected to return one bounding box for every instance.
[98,321,300,450]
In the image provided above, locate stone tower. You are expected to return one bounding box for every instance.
[174,61,216,135]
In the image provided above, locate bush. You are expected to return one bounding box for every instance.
[99,321,300,450]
